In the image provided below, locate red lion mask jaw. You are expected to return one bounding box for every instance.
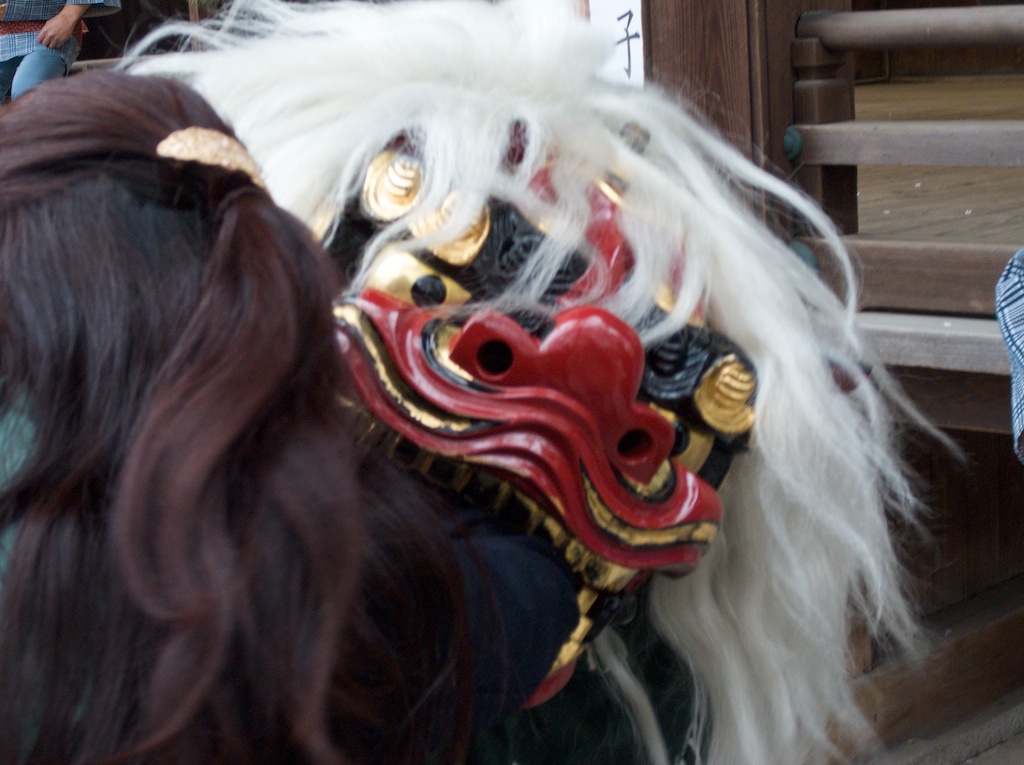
[338,291,723,570]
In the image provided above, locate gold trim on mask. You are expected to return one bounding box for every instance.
[515,492,639,593]
[654,283,677,314]
[618,459,674,501]
[361,150,423,222]
[429,323,475,383]
[309,205,341,243]
[674,429,716,474]
[365,250,472,307]
[155,127,267,191]
[550,588,597,672]
[694,355,756,435]
[583,469,719,549]
[334,303,479,434]
[409,194,492,267]
[646,403,717,475]
[596,173,629,206]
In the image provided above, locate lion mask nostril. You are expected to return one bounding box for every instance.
[476,340,514,376]
[617,428,653,461]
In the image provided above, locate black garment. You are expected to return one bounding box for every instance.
[466,587,704,765]
[452,509,578,731]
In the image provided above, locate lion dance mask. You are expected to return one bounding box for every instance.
[332,145,757,698]
[136,1,925,761]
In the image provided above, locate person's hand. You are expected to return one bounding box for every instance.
[37,4,88,49]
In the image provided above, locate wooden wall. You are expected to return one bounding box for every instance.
[906,429,1024,614]
[645,0,851,172]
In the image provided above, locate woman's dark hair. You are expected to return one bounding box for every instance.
[0,71,471,764]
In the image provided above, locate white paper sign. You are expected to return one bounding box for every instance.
[588,0,645,87]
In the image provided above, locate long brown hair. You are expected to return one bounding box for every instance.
[0,71,471,764]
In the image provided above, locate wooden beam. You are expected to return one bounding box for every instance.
[792,120,1024,167]
[857,574,1024,746]
[811,238,1015,316]
[888,367,1011,434]
[857,313,1009,376]
[797,7,1024,51]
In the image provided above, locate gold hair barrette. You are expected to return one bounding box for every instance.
[155,127,267,191]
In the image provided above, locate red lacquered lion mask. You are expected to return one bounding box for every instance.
[331,148,757,698]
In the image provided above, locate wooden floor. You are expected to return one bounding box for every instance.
[854,75,1024,246]
[973,731,1024,765]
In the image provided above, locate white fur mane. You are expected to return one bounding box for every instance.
[130,2,925,762]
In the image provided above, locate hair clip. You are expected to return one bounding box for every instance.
[155,127,267,191]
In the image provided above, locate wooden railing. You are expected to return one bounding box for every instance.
[788,7,1024,434]
[797,7,1024,50]
[791,8,1024,203]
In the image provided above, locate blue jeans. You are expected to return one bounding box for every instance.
[0,47,67,101]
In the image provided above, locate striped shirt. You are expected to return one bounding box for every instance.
[0,0,110,68]
[996,247,1024,462]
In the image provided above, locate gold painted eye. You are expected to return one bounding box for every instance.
[693,356,756,435]
[409,193,491,267]
[365,250,472,307]
[361,151,423,222]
